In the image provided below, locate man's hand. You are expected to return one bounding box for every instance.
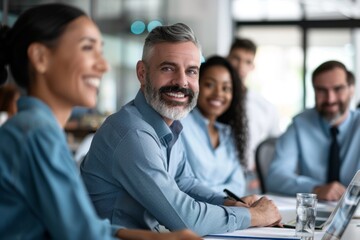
[223,198,249,207]
[313,182,346,201]
[248,196,282,227]
[223,194,260,207]
[240,194,260,206]
[116,229,202,240]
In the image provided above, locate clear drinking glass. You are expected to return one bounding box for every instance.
[295,193,317,240]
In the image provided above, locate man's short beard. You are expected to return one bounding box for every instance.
[321,111,342,125]
[318,102,347,125]
[143,75,198,121]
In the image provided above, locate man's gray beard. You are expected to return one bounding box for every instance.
[143,79,198,121]
[324,112,342,126]
[318,101,348,125]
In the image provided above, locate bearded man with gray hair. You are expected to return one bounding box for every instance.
[81,23,281,236]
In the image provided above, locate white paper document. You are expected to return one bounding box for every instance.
[204,227,325,240]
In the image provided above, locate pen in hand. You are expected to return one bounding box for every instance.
[223,188,247,204]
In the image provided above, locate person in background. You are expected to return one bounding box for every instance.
[81,23,281,236]
[227,38,281,194]
[181,55,248,196]
[0,83,20,125]
[0,3,201,240]
[266,60,360,201]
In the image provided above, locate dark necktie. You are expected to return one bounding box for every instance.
[327,126,340,182]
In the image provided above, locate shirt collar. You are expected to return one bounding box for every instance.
[317,108,353,136]
[18,96,55,120]
[17,96,62,130]
[192,107,229,133]
[134,90,183,145]
[336,111,353,136]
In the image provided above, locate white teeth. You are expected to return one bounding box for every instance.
[166,92,185,98]
[85,78,100,88]
[209,100,222,107]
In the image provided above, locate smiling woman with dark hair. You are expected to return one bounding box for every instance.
[181,55,248,196]
[0,3,200,240]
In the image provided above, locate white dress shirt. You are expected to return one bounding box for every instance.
[246,90,280,170]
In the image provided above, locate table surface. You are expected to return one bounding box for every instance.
[203,194,360,240]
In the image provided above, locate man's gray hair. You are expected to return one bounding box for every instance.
[142,23,201,62]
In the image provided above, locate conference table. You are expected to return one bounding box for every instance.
[203,194,360,240]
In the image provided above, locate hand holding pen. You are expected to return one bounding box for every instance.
[224,189,282,227]
[223,188,250,207]
[224,189,246,203]
[223,189,260,207]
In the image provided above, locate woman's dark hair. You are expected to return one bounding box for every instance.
[199,55,248,167]
[0,3,86,88]
[0,83,19,115]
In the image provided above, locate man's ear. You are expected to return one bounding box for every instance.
[349,84,355,97]
[136,60,146,86]
[27,43,50,74]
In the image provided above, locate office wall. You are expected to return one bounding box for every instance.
[166,0,233,57]
[2,0,360,114]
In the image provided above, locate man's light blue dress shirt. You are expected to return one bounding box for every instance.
[181,108,246,196]
[266,108,360,195]
[0,97,119,239]
[81,91,251,236]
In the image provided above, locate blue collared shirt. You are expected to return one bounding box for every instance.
[0,97,119,239]
[266,108,360,195]
[81,91,251,236]
[181,108,246,196]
